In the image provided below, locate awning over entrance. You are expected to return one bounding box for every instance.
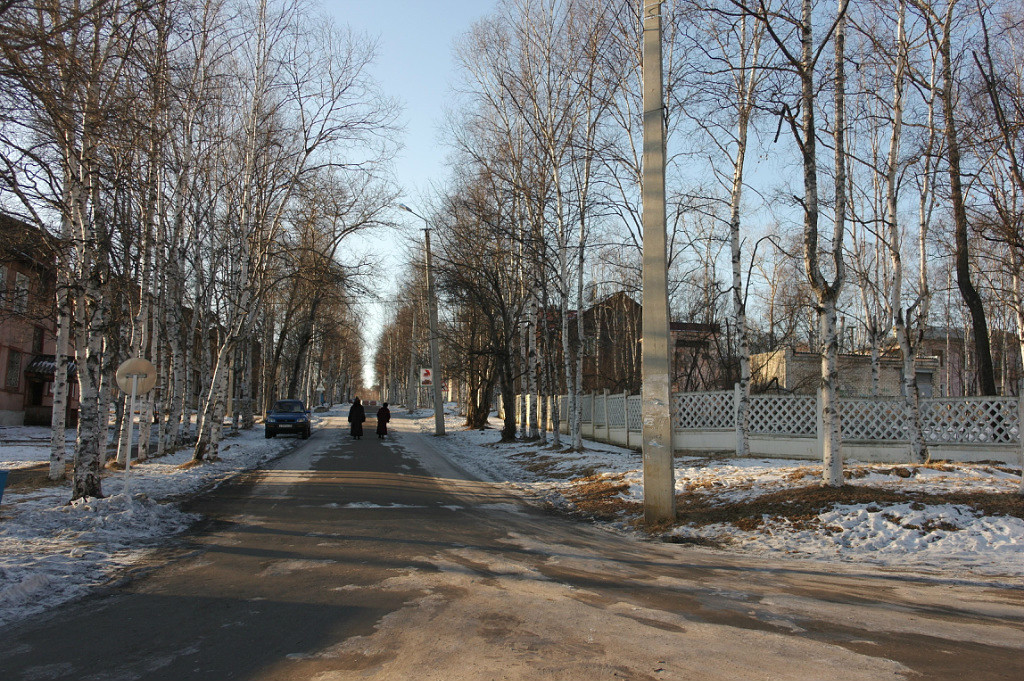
[25,355,78,381]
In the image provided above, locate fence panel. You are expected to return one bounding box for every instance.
[627,395,642,431]
[593,395,607,426]
[673,391,735,430]
[607,394,626,429]
[920,397,1019,444]
[581,394,593,423]
[839,399,909,441]
[749,395,817,436]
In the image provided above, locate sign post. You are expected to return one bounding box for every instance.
[115,358,158,502]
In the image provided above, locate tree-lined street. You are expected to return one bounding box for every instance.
[1,417,1020,680]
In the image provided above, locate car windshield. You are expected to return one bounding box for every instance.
[273,401,304,413]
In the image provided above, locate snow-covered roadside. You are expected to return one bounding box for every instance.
[411,412,1024,579]
[0,409,337,630]
[0,426,74,470]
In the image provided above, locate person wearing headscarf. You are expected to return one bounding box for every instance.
[348,397,366,439]
[376,403,391,438]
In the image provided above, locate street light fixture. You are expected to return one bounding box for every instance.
[398,203,446,436]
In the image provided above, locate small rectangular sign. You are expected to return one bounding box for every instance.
[419,367,433,386]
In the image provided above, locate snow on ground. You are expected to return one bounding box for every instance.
[0,426,74,470]
[0,408,338,629]
[413,412,1024,579]
[1,405,1021,632]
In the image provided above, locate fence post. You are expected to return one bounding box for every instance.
[816,387,825,464]
[602,389,610,442]
[1018,379,1023,494]
[623,391,630,448]
[734,382,741,457]
[588,392,595,438]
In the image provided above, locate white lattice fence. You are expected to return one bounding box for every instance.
[627,396,642,431]
[607,394,626,429]
[920,398,1020,444]
[839,399,909,440]
[673,391,735,430]
[551,390,1020,448]
[749,395,817,436]
[593,395,607,426]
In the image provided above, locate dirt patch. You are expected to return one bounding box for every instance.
[673,485,1024,531]
[558,474,641,520]
[553,475,1024,534]
[4,464,66,491]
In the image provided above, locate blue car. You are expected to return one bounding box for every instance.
[265,399,311,439]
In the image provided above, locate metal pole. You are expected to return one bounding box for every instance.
[424,227,446,435]
[124,374,139,501]
[641,0,676,525]
[408,308,418,414]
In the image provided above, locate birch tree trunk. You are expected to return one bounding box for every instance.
[885,0,928,464]
[48,238,72,480]
[726,13,761,458]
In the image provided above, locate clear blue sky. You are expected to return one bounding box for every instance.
[321,0,499,199]
[319,1,500,387]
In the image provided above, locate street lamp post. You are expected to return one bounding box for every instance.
[399,204,445,436]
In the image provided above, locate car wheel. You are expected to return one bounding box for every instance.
[301,427,310,439]
[265,428,275,439]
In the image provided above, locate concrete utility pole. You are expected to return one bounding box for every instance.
[407,307,418,414]
[641,0,676,525]
[423,226,445,436]
[400,204,445,434]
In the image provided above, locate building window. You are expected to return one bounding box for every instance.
[0,264,7,308]
[33,326,45,353]
[14,272,29,313]
[915,371,934,399]
[6,349,22,390]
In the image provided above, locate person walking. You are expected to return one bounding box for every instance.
[376,403,391,439]
[348,397,366,439]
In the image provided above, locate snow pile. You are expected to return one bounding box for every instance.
[679,502,1024,575]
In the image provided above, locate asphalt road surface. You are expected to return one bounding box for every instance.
[1,415,1022,680]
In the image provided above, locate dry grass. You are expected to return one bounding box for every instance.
[559,473,642,520]
[555,474,1024,535]
[4,464,60,492]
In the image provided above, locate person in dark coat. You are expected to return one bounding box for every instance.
[376,403,391,438]
[348,397,366,439]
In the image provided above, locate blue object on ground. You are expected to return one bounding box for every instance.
[0,470,8,506]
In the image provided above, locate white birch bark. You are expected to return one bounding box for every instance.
[528,288,540,440]
[725,14,761,458]
[885,0,928,464]
[48,210,73,480]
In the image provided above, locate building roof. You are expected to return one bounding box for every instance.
[25,354,78,381]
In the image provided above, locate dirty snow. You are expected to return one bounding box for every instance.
[415,413,1024,579]
[0,413,330,629]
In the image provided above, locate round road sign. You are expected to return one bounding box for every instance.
[115,358,158,394]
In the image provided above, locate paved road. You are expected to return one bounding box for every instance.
[1,416,1022,680]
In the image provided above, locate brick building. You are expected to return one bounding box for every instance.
[751,346,942,397]
[0,214,77,426]
[578,291,722,394]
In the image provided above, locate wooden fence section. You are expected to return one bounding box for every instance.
[500,388,1023,465]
